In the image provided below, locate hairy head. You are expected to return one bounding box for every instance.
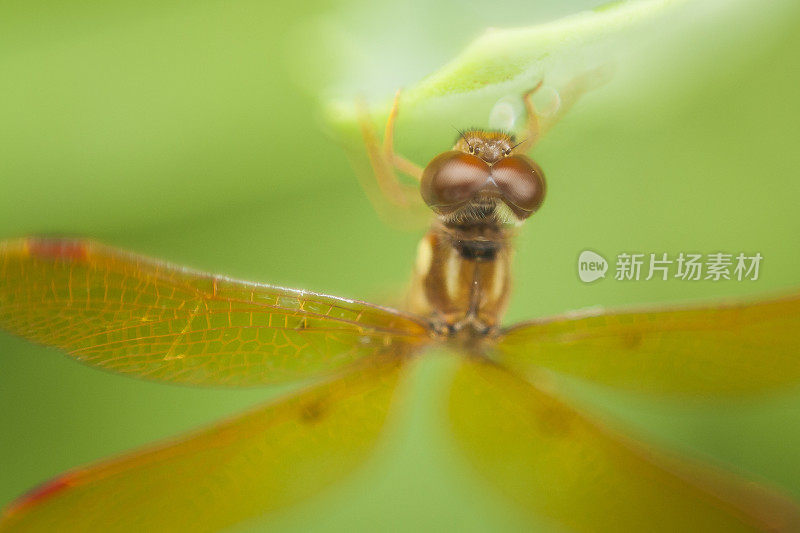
[420,130,546,226]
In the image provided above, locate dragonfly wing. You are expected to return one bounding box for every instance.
[0,238,429,386]
[447,358,800,532]
[0,357,405,532]
[493,293,800,395]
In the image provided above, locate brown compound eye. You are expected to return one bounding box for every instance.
[490,155,546,219]
[420,151,491,214]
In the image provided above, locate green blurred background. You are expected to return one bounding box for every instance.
[2,0,800,530]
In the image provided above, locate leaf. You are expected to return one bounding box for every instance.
[326,0,689,126]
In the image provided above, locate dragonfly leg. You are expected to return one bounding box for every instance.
[524,65,617,155]
[356,93,421,209]
[514,66,614,154]
[384,90,424,182]
[513,80,544,155]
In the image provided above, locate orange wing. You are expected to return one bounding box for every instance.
[0,238,430,386]
[492,293,800,395]
[448,357,800,531]
[1,358,405,531]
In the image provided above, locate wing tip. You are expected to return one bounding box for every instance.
[22,237,91,262]
[3,475,75,520]
[1,236,93,262]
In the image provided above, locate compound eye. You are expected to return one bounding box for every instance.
[420,151,490,213]
[490,155,546,218]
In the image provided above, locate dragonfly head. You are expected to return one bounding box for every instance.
[420,130,546,226]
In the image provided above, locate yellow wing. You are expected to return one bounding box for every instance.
[448,358,800,532]
[493,293,800,395]
[0,358,405,532]
[0,238,430,386]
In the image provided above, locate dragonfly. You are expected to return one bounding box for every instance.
[1,78,800,532]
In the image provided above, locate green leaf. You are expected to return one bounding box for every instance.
[326,0,688,126]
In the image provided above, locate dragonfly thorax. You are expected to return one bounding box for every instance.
[407,221,511,339]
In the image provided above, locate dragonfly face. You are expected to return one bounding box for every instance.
[420,131,546,224]
[2,79,800,532]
